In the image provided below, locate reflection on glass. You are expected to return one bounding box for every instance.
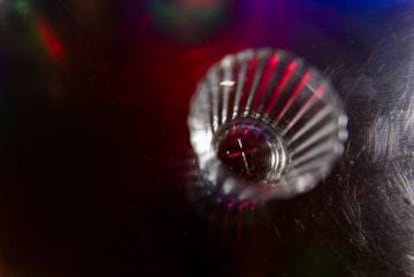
[189,48,348,204]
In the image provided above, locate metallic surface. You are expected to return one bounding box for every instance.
[0,0,413,276]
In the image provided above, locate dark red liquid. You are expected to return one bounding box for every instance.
[217,123,275,182]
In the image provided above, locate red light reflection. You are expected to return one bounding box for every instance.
[36,18,65,61]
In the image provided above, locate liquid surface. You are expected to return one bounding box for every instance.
[217,121,278,182]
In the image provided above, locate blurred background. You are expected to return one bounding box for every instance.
[0,0,413,276]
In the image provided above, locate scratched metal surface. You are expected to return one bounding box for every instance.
[0,0,413,276]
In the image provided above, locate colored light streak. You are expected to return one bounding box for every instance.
[9,0,66,62]
[276,71,312,122]
[36,19,65,61]
[253,54,281,109]
[264,60,299,115]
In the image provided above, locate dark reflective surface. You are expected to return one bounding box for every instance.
[216,120,278,183]
[0,0,413,276]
